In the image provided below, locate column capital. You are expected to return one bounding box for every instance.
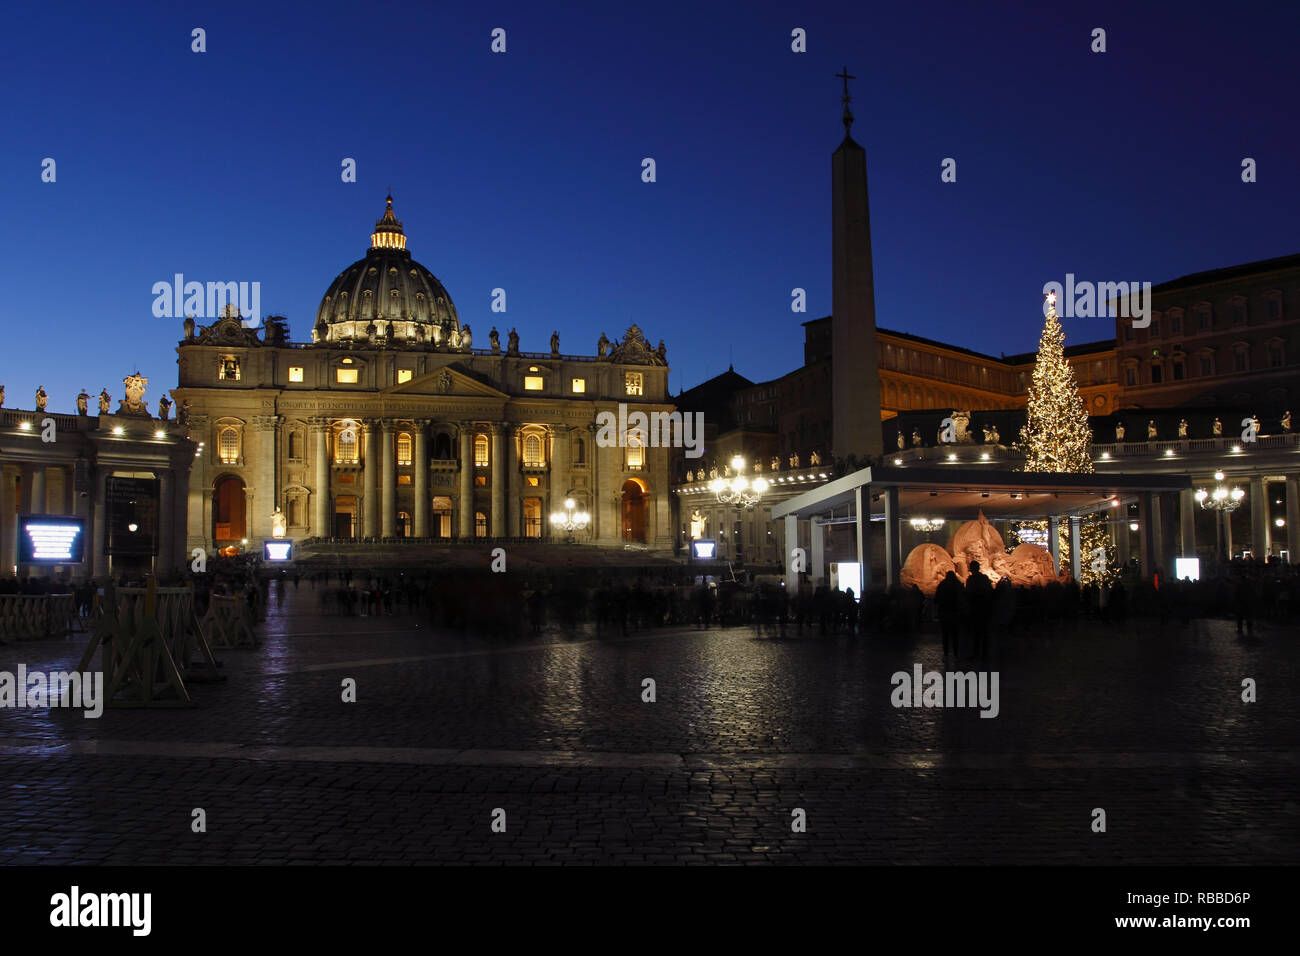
[381,419,398,433]
[306,416,331,430]
[251,414,283,431]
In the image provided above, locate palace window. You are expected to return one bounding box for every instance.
[397,432,412,466]
[524,375,544,391]
[474,434,489,466]
[475,511,487,538]
[336,367,359,384]
[397,511,411,538]
[1267,295,1283,320]
[1172,359,1185,381]
[624,372,643,396]
[523,498,542,538]
[397,369,414,384]
[1267,340,1285,367]
[523,434,544,466]
[571,377,586,393]
[288,366,304,383]
[1197,305,1212,330]
[1233,345,1250,372]
[1231,301,1247,326]
[1199,354,1214,376]
[1168,311,1182,334]
[219,356,241,381]
[218,427,240,463]
[1124,368,1137,387]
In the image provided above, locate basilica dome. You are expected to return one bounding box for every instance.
[313,196,461,346]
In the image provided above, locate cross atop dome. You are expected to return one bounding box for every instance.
[370,194,406,251]
[835,66,856,134]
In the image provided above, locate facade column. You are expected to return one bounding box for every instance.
[1286,475,1300,563]
[362,421,378,537]
[1250,476,1270,558]
[1116,510,1131,567]
[413,420,429,538]
[251,415,280,541]
[586,423,603,544]
[507,426,522,537]
[1048,516,1061,573]
[550,425,570,534]
[312,420,330,537]
[92,466,110,578]
[381,422,396,537]
[783,514,799,591]
[852,486,867,593]
[490,425,505,538]
[457,424,473,539]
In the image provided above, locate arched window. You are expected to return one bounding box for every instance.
[218,427,240,463]
[523,434,543,466]
[433,432,452,460]
[397,432,412,465]
[474,434,489,467]
[335,425,359,464]
[397,510,411,537]
[626,433,644,470]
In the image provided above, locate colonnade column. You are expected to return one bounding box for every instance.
[29,465,46,515]
[92,466,110,578]
[1179,489,1196,558]
[312,420,330,537]
[1286,475,1300,562]
[363,421,378,537]
[1068,515,1081,580]
[252,415,280,541]
[883,485,901,590]
[157,469,173,573]
[1,468,19,574]
[457,425,473,539]
[413,421,429,538]
[490,425,505,538]
[381,422,396,537]
[1250,476,1270,558]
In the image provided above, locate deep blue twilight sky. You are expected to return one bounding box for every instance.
[2,0,1297,412]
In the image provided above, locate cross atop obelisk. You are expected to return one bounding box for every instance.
[835,66,855,133]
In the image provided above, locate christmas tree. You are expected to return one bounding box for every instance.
[1015,291,1117,584]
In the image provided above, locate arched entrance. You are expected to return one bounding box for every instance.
[621,478,647,543]
[213,476,246,544]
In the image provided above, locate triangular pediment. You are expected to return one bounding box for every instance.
[385,364,507,399]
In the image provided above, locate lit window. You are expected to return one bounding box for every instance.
[475,511,487,538]
[397,432,412,465]
[526,476,540,487]
[397,511,411,537]
[397,369,413,383]
[336,368,359,384]
[335,426,359,464]
[625,372,643,396]
[523,498,542,538]
[475,475,487,486]
[288,366,304,383]
[524,375,544,391]
[523,433,544,466]
[219,356,241,381]
[397,475,411,485]
[218,427,240,463]
[571,378,586,393]
[474,434,489,467]
[627,435,644,470]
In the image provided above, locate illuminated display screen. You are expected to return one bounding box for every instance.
[18,516,86,564]
[264,541,293,561]
[1174,557,1200,582]
[105,476,159,556]
[692,539,716,559]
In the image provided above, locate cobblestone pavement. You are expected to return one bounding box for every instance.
[1,587,1296,864]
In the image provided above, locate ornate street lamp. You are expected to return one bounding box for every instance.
[1195,471,1245,562]
[709,455,769,511]
[909,517,945,534]
[549,496,590,542]
[1194,472,1245,512]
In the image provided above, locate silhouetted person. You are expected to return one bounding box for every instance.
[935,571,963,657]
[964,561,994,660]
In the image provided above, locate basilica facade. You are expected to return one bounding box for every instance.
[173,198,675,555]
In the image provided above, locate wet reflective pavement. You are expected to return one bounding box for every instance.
[1,587,1296,864]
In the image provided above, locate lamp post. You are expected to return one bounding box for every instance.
[1195,471,1245,561]
[549,495,590,543]
[709,455,768,562]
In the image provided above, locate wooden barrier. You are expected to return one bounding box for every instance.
[0,593,83,641]
[77,583,224,708]
[199,594,260,649]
